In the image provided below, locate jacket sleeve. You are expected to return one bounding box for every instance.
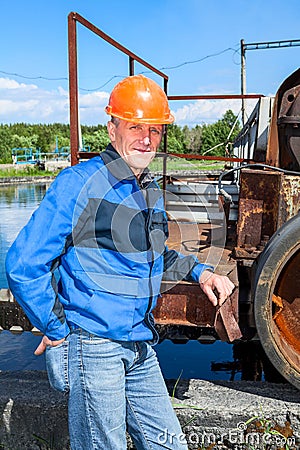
[162,247,214,283]
[5,168,86,340]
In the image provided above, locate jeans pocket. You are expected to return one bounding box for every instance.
[45,341,70,393]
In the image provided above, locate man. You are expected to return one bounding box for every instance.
[6,75,234,450]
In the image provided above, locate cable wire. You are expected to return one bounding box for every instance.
[0,44,240,91]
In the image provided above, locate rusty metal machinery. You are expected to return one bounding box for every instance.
[254,214,300,390]
[226,68,300,389]
[267,68,300,171]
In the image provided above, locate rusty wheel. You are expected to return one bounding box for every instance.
[254,214,300,389]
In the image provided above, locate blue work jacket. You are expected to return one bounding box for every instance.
[6,145,212,341]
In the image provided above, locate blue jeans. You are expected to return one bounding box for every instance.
[46,328,188,450]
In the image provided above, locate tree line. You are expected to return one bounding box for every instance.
[0,110,241,164]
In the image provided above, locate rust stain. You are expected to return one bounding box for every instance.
[237,198,263,247]
[272,294,284,320]
[273,295,300,353]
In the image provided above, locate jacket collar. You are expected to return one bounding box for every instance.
[100,143,153,188]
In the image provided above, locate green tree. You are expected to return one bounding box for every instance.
[0,125,12,163]
[201,110,241,156]
[164,124,188,153]
[182,124,202,154]
[56,134,70,149]
[83,127,110,152]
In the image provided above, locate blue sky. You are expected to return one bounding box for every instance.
[1,0,300,126]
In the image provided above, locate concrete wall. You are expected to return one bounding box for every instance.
[0,371,299,449]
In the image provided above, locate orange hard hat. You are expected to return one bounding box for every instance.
[105,74,174,124]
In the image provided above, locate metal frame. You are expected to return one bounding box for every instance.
[240,38,300,125]
[68,12,263,169]
[68,11,169,166]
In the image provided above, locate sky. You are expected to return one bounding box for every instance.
[1,0,300,127]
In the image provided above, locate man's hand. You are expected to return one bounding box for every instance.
[34,335,66,356]
[199,270,235,307]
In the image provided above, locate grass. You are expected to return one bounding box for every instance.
[0,166,60,178]
[149,157,225,173]
[33,433,57,450]
[242,412,295,450]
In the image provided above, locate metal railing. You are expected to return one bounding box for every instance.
[68,12,169,167]
[68,12,264,187]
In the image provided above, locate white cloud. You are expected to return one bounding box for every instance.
[0,77,37,90]
[0,77,110,124]
[172,98,259,126]
[0,99,39,114]
[0,77,264,127]
[80,91,109,108]
[78,91,110,125]
[0,78,69,123]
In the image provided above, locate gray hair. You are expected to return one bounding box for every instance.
[110,116,120,126]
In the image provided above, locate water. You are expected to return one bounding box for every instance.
[0,183,51,287]
[0,182,242,381]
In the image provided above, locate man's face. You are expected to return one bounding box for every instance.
[107,119,164,177]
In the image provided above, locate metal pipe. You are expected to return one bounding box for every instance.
[241,39,246,126]
[129,56,134,76]
[167,94,262,101]
[68,13,80,166]
[162,78,169,197]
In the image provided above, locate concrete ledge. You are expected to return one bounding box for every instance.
[167,378,300,448]
[0,176,55,185]
[0,372,299,449]
[0,371,69,449]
